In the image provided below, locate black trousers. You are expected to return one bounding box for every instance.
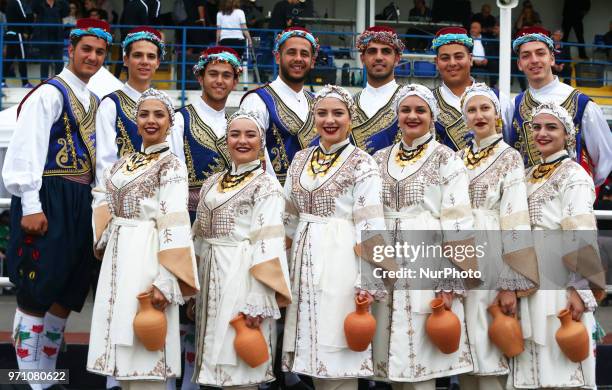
[4,33,29,85]
[562,18,587,58]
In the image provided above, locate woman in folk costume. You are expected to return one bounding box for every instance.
[87,89,199,389]
[371,84,474,390]
[282,85,386,390]
[512,102,604,389]
[456,83,538,390]
[191,109,291,388]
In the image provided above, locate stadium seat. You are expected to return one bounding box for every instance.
[413,61,437,77]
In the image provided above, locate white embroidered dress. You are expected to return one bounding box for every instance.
[513,151,599,389]
[457,134,537,376]
[282,139,386,379]
[87,142,199,380]
[371,134,474,382]
[192,160,291,387]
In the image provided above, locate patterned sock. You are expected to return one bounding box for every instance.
[180,323,199,390]
[38,312,66,389]
[13,309,44,390]
[106,376,120,389]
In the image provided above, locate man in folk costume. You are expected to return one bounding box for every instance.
[95,26,165,189]
[240,26,319,185]
[504,26,612,186]
[351,26,404,154]
[432,27,508,152]
[168,46,239,390]
[2,18,111,390]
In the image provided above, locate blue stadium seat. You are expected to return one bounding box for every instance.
[395,61,411,77]
[413,61,437,77]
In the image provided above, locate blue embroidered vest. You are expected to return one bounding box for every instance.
[179,104,231,189]
[253,85,316,185]
[40,77,98,180]
[105,89,140,157]
[350,86,402,154]
[508,88,590,168]
[433,86,500,151]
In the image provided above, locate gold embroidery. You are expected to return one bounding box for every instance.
[116,117,136,157]
[433,87,470,150]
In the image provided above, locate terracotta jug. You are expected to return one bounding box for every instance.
[487,304,524,358]
[555,309,589,362]
[425,298,461,354]
[230,314,269,368]
[133,292,167,351]
[344,295,377,352]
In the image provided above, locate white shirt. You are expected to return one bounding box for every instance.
[95,82,142,188]
[217,9,247,41]
[503,76,612,185]
[2,68,92,215]
[358,79,398,118]
[170,96,228,164]
[472,35,486,60]
[240,76,310,129]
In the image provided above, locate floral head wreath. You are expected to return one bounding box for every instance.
[135,88,176,127]
[393,84,439,123]
[356,26,405,53]
[512,26,554,53]
[530,102,576,159]
[122,26,165,58]
[273,27,320,59]
[227,109,266,148]
[313,84,356,118]
[460,82,501,127]
[193,46,243,76]
[431,27,473,52]
[69,18,112,45]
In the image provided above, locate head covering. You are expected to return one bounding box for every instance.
[356,26,405,53]
[313,84,356,118]
[227,109,266,148]
[273,27,320,58]
[69,18,112,44]
[512,26,554,53]
[460,82,501,123]
[432,27,473,52]
[393,84,439,123]
[122,26,165,57]
[135,88,176,127]
[192,46,243,76]
[530,102,576,158]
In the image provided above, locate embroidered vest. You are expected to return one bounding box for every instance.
[253,85,316,185]
[105,89,139,157]
[179,104,231,189]
[350,86,402,154]
[41,77,98,180]
[509,88,590,170]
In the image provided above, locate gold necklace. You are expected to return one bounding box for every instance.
[529,155,568,183]
[124,147,168,173]
[218,164,260,192]
[307,144,348,177]
[395,136,431,166]
[463,138,502,170]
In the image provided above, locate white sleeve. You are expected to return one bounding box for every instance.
[240,92,270,131]
[498,90,512,138]
[581,101,612,186]
[238,9,246,24]
[502,94,516,144]
[95,97,118,189]
[2,85,63,216]
[169,111,186,164]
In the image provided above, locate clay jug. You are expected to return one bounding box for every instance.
[425,298,461,354]
[487,304,524,358]
[230,314,269,368]
[344,295,377,351]
[555,309,589,362]
[133,292,167,351]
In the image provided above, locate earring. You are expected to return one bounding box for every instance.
[496,118,503,133]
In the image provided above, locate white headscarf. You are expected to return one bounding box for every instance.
[530,102,576,159]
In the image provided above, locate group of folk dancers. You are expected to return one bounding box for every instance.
[2,16,612,390]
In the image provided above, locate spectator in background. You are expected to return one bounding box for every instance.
[204,0,219,43]
[552,29,572,85]
[408,0,431,21]
[472,4,496,34]
[268,0,311,31]
[242,0,264,30]
[3,0,33,87]
[216,0,251,58]
[183,0,206,54]
[97,0,116,23]
[514,0,541,32]
[470,20,489,83]
[604,21,612,60]
[88,8,100,19]
[62,0,80,25]
[485,22,500,88]
[32,0,69,81]
[562,0,590,59]
[82,0,95,14]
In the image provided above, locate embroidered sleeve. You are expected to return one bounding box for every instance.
[283,159,299,248]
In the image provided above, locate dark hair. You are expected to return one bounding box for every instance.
[125,39,162,59]
[220,0,240,15]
